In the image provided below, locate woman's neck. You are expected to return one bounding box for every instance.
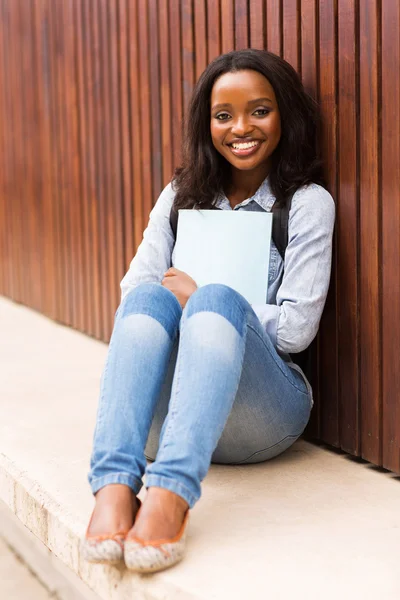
[226,164,270,208]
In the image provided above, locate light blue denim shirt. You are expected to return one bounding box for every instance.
[120,177,335,364]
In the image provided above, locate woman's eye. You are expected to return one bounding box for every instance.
[215,113,230,121]
[253,108,270,116]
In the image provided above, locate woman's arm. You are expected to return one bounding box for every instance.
[252,184,336,354]
[120,183,176,301]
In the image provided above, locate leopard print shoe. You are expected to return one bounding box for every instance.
[81,498,141,564]
[124,511,189,573]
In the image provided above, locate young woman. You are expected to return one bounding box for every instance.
[82,49,335,573]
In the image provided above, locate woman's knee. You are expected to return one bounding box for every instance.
[118,283,182,338]
[185,284,249,333]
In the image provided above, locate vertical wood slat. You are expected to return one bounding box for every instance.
[169,0,183,171]
[221,0,235,53]
[194,0,208,78]
[0,0,399,474]
[82,0,101,338]
[181,0,195,114]
[158,0,173,187]
[337,0,359,455]
[207,0,222,61]
[32,0,56,321]
[300,0,320,438]
[317,0,339,446]
[235,0,249,49]
[0,1,12,299]
[282,0,300,73]
[359,0,381,464]
[148,0,163,202]
[265,0,282,56]
[118,0,134,267]
[73,0,91,334]
[9,1,25,305]
[381,0,400,473]
[138,0,153,233]
[63,0,84,332]
[46,0,63,322]
[250,0,265,49]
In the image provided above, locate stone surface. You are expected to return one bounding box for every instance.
[1,296,399,600]
[0,536,52,599]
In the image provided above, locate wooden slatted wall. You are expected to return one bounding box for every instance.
[0,0,399,473]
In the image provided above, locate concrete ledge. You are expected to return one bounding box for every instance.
[1,296,399,600]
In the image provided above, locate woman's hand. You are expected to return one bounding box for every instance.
[162,268,198,308]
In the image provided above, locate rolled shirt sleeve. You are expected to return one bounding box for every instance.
[252,185,335,354]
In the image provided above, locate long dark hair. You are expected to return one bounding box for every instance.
[172,49,325,209]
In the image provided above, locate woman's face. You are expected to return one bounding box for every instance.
[210,69,281,173]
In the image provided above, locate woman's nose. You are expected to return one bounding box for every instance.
[230,116,253,136]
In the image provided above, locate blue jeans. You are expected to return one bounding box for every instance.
[88,283,312,508]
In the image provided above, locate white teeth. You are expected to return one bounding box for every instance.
[231,141,259,150]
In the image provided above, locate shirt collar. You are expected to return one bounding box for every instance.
[216,176,276,212]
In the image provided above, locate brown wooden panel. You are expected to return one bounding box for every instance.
[0,0,13,299]
[359,0,381,464]
[32,0,56,320]
[235,0,249,49]
[103,0,125,326]
[148,0,163,202]
[207,0,221,61]
[194,0,208,78]
[265,0,282,56]
[300,0,318,95]
[91,0,108,339]
[282,0,300,73]
[22,0,43,313]
[63,0,84,332]
[169,0,183,171]
[318,0,339,446]
[158,0,173,187]
[381,0,400,473]
[118,0,134,266]
[8,1,25,305]
[138,0,153,232]
[300,0,320,438]
[128,0,144,252]
[337,0,359,455]
[73,0,91,334]
[81,0,102,338]
[181,0,195,114]
[249,0,265,49]
[221,0,235,53]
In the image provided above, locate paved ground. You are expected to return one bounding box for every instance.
[0,537,52,599]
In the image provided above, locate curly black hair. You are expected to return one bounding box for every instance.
[172,49,325,209]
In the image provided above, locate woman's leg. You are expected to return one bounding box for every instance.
[87,283,181,533]
[145,283,311,508]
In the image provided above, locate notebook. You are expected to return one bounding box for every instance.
[173,209,273,305]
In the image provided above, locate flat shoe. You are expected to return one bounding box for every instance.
[81,498,141,564]
[124,510,189,573]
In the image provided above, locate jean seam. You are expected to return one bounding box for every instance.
[89,472,143,494]
[145,474,196,507]
[247,323,310,395]
[161,327,184,444]
[235,432,303,464]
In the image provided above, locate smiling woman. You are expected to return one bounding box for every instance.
[82,49,335,575]
[210,70,281,205]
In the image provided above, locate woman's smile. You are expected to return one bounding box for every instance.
[227,138,264,157]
